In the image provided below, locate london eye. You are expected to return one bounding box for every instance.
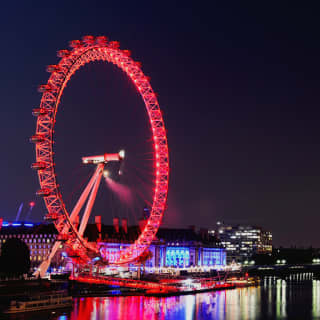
[31,35,169,276]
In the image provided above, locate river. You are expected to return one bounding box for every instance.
[9,275,320,319]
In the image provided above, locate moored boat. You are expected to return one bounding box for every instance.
[3,290,72,314]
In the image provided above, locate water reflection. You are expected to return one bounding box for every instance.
[66,294,219,320]
[12,273,320,320]
[313,280,320,318]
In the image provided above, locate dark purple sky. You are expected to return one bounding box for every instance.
[0,2,320,247]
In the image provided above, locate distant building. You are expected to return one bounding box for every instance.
[0,222,61,269]
[0,218,226,271]
[91,218,226,269]
[209,222,272,263]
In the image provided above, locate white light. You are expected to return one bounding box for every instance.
[103,170,110,178]
[119,150,125,159]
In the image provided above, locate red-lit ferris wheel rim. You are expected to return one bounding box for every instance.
[32,36,169,264]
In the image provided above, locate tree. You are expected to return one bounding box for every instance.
[0,238,30,278]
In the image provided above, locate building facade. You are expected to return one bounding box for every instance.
[0,218,227,272]
[0,222,64,270]
[98,237,226,269]
[209,222,272,263]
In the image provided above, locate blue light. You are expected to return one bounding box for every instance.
[166,247,190,267]
[92,257,100,262]
[2,223,9,227]
[24,223,34,227]
[61,252,68,258]
[109,290,121,295]
[12,223,22,227]
[202,248,226,266]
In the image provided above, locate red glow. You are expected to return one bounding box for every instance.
[33,35,169,265]
[29,201,35,207]
[104,177,133,206]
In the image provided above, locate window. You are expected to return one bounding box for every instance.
[165,247,190,267]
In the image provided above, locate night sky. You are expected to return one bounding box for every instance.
[0,2,320,247]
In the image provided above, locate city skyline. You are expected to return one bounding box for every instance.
[1,2,320,248]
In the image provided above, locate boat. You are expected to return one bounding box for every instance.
[145,278,235,297]
[226,276,260,288]
[3,290,72,314]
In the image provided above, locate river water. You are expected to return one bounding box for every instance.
[9,275,320,320]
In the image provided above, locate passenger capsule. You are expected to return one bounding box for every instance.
[36,188,52,197]
[30,134,46,143]
[96,36,108,45]
[109,41,120,49]
[31,162,48,170]
[57,49,70,58]
[32,108,52,117]
[122,50,131,57]
[38,84,53,93]
[44,212,59,221]
[57,234,69,242]
[82,35,95,45]
[69,40,82,48]
[46,65,60,73]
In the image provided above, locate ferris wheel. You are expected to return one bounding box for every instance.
[30,35,169,276]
